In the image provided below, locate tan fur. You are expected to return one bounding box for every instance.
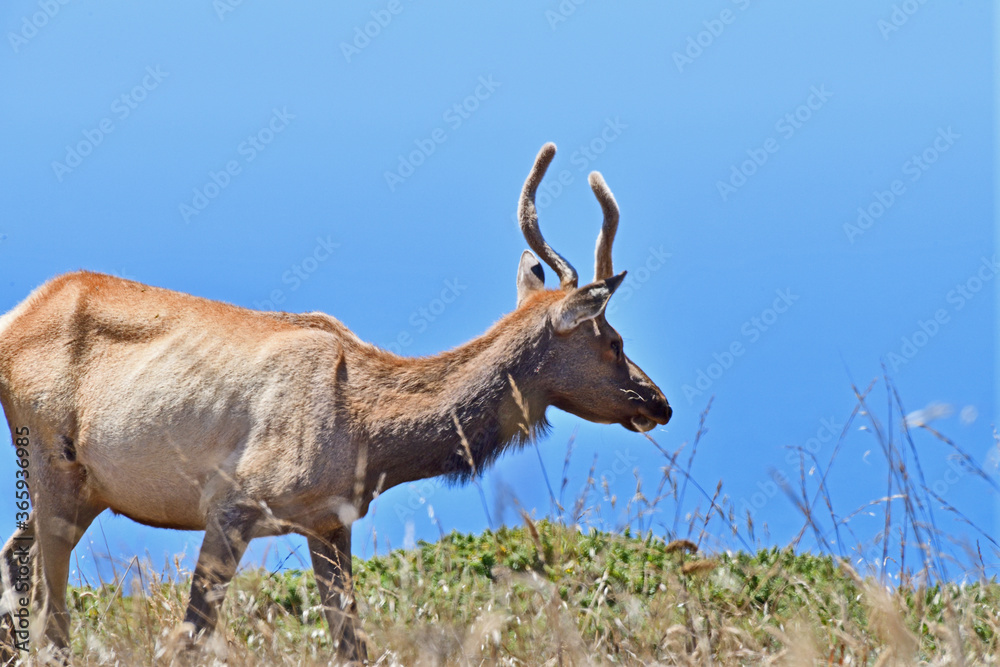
[0,144,671,662]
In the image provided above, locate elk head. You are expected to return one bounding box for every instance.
[515,143,671,433]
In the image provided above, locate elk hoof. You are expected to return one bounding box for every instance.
[159,622,229,664]
[159,621,197,661]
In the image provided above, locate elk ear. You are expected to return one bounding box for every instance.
[552,271,626,333]
[516,250,546,306]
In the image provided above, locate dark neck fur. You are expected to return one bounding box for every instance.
[345,295,559,491]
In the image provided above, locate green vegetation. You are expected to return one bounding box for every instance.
[56,520,998,665]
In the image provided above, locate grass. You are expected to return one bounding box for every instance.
[58,522,999,665]
[14,374,1000,664]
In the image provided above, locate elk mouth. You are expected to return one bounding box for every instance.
[625,402,672,433]
[627,415,658,432]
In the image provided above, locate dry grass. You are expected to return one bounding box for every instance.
[12,375,1000,665]
[51,523,1000,666]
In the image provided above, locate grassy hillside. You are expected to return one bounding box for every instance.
[55,520,998,665]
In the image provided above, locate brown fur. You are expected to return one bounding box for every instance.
[0,144,671,662]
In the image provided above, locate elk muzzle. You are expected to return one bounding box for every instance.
[630,393,672,432]
[624,360,672,432]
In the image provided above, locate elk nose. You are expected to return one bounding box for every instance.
[649,394,672,425]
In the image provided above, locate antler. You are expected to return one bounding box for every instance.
[518,143,578,290]
[589,171,619,282]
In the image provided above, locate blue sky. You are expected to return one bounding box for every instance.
[0,2,994,584]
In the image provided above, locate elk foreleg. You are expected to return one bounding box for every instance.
[34,487,103,656]
[308,525,366,663]
[181,503,258,642]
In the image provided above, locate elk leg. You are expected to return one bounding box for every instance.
[0,514,34,614]
[34,492,103,654]
[0,514,35,661]
[308,525,365,663]
[181,504,257,640]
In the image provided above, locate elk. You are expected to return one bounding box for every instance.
[0,142,670,662]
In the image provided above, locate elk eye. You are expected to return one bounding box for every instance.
[610,341,621,359]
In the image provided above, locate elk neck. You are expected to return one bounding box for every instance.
[341,292,561,492]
